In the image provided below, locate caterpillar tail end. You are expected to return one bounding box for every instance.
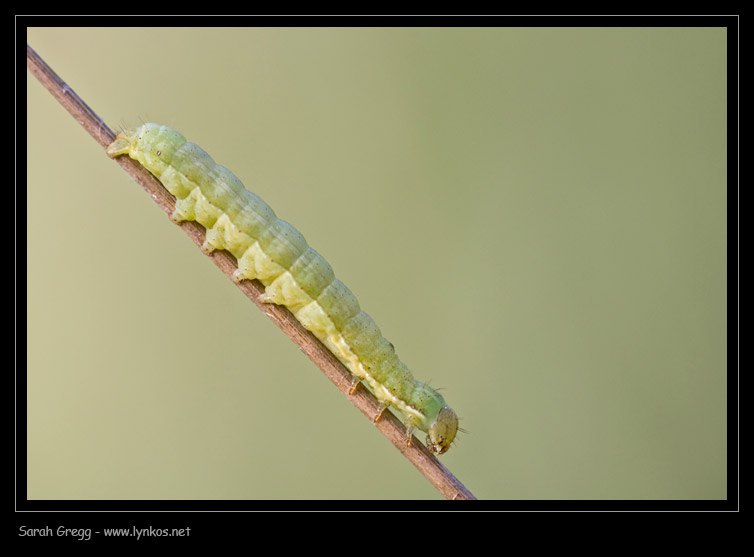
[107,126,143,158]
[106,135,132,158]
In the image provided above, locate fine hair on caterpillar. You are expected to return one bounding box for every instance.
[107,123,460,455]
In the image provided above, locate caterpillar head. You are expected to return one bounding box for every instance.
[426,406,458,455]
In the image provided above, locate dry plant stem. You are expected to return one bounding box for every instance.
[27,44,476,501]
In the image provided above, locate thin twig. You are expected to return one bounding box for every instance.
[27,44,476,501]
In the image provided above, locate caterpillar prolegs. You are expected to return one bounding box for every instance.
[107,123,459,455]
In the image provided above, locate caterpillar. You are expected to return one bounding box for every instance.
[107,123,459,455]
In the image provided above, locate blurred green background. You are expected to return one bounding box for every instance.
[26,27,727,500]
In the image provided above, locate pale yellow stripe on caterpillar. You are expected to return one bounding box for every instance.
[323,329,426,425]
[107,123,459,455]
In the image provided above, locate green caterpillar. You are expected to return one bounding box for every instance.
[107,123,459,455]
